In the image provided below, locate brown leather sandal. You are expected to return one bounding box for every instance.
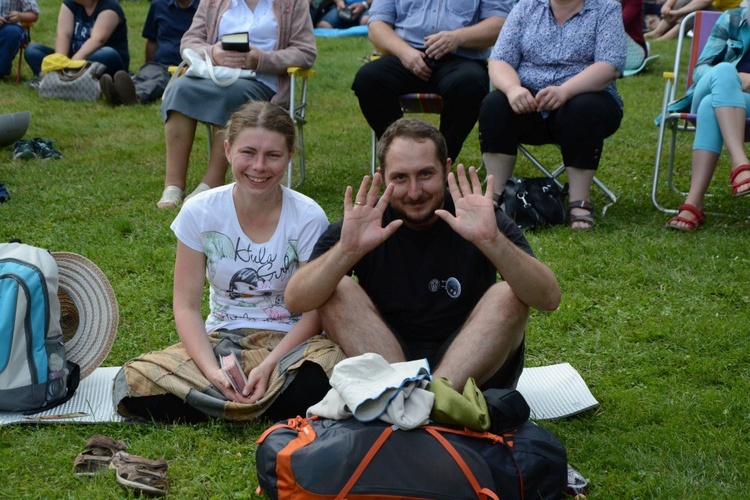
[73,435,127,475]
[110,451,169,497]
[568,200,595,231]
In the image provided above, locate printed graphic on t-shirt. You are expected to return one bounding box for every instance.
[71,20,93,53]
[202,231,300,325]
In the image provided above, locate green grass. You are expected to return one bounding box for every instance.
[2,1,750,497]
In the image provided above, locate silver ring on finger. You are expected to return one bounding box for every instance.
[355,201,363,206]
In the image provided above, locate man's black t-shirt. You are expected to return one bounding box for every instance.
[310,191,533,343]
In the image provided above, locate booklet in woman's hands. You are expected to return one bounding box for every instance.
[221,352,248,394]
[221,32,250,52]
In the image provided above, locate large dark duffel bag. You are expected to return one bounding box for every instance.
[255,403,567,499]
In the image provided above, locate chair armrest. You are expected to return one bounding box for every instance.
[287,67,316,78]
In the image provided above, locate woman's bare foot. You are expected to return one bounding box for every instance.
[730,164,750,196]
[667,203,705,231]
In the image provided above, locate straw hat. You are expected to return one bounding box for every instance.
[52,252,119,379]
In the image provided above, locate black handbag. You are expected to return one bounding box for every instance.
[502,177,568,231]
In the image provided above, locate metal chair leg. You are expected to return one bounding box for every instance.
[371,129,377,175]
[545,165,617,216]
[518,145,617,215]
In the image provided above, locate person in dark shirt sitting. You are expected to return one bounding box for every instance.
[24,0,129,79]
[101,0,198,106]
[285,118,561,393]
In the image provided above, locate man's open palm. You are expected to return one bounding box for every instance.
[340,173,403,256]
[436,165,498,244]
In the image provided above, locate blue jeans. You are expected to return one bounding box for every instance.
[691,62,750,154]
[24,43,127,78]
[0,24,25,76]
[319,5,368,28]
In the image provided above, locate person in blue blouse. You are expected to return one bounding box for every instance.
[664,7,750,231]
[24,0,128,78]
[478,0,626,231]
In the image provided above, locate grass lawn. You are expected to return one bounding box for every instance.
[1,1,749,497]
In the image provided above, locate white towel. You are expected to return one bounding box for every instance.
[307,353,434,430]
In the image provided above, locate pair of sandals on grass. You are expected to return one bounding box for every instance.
[73,435,168,497]
[667,165,750,232]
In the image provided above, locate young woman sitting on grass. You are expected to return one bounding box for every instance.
[114,101,345,423]
[24,0,129,78]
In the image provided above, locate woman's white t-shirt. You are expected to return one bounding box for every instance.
[171,184,328,333]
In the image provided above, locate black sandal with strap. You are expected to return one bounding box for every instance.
[568,200,595,231]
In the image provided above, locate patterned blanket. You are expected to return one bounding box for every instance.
[113,329,346,422]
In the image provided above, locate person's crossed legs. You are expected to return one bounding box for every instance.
[318,276,528,391]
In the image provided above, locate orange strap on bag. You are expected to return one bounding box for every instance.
[336,424,500,500]
[257,416,319,497]
[335,425,395,499]
[424,428,500,500]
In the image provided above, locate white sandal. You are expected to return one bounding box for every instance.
[156,185,185,209]
[184,182,211,203]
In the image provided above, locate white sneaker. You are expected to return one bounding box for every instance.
[184,182,212,202]
[156,185,185,209]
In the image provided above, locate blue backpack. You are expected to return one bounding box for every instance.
[0,242,79,413]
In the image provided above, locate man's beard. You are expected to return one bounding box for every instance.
[391,193,445,228]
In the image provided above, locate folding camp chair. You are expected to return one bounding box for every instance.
[205,66,314,188]
[15,22,33,84]
[286,66,314,187]
[370,93,442,173]
[651,10,750,215]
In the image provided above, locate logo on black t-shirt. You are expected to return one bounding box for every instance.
[428,277,462,299]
